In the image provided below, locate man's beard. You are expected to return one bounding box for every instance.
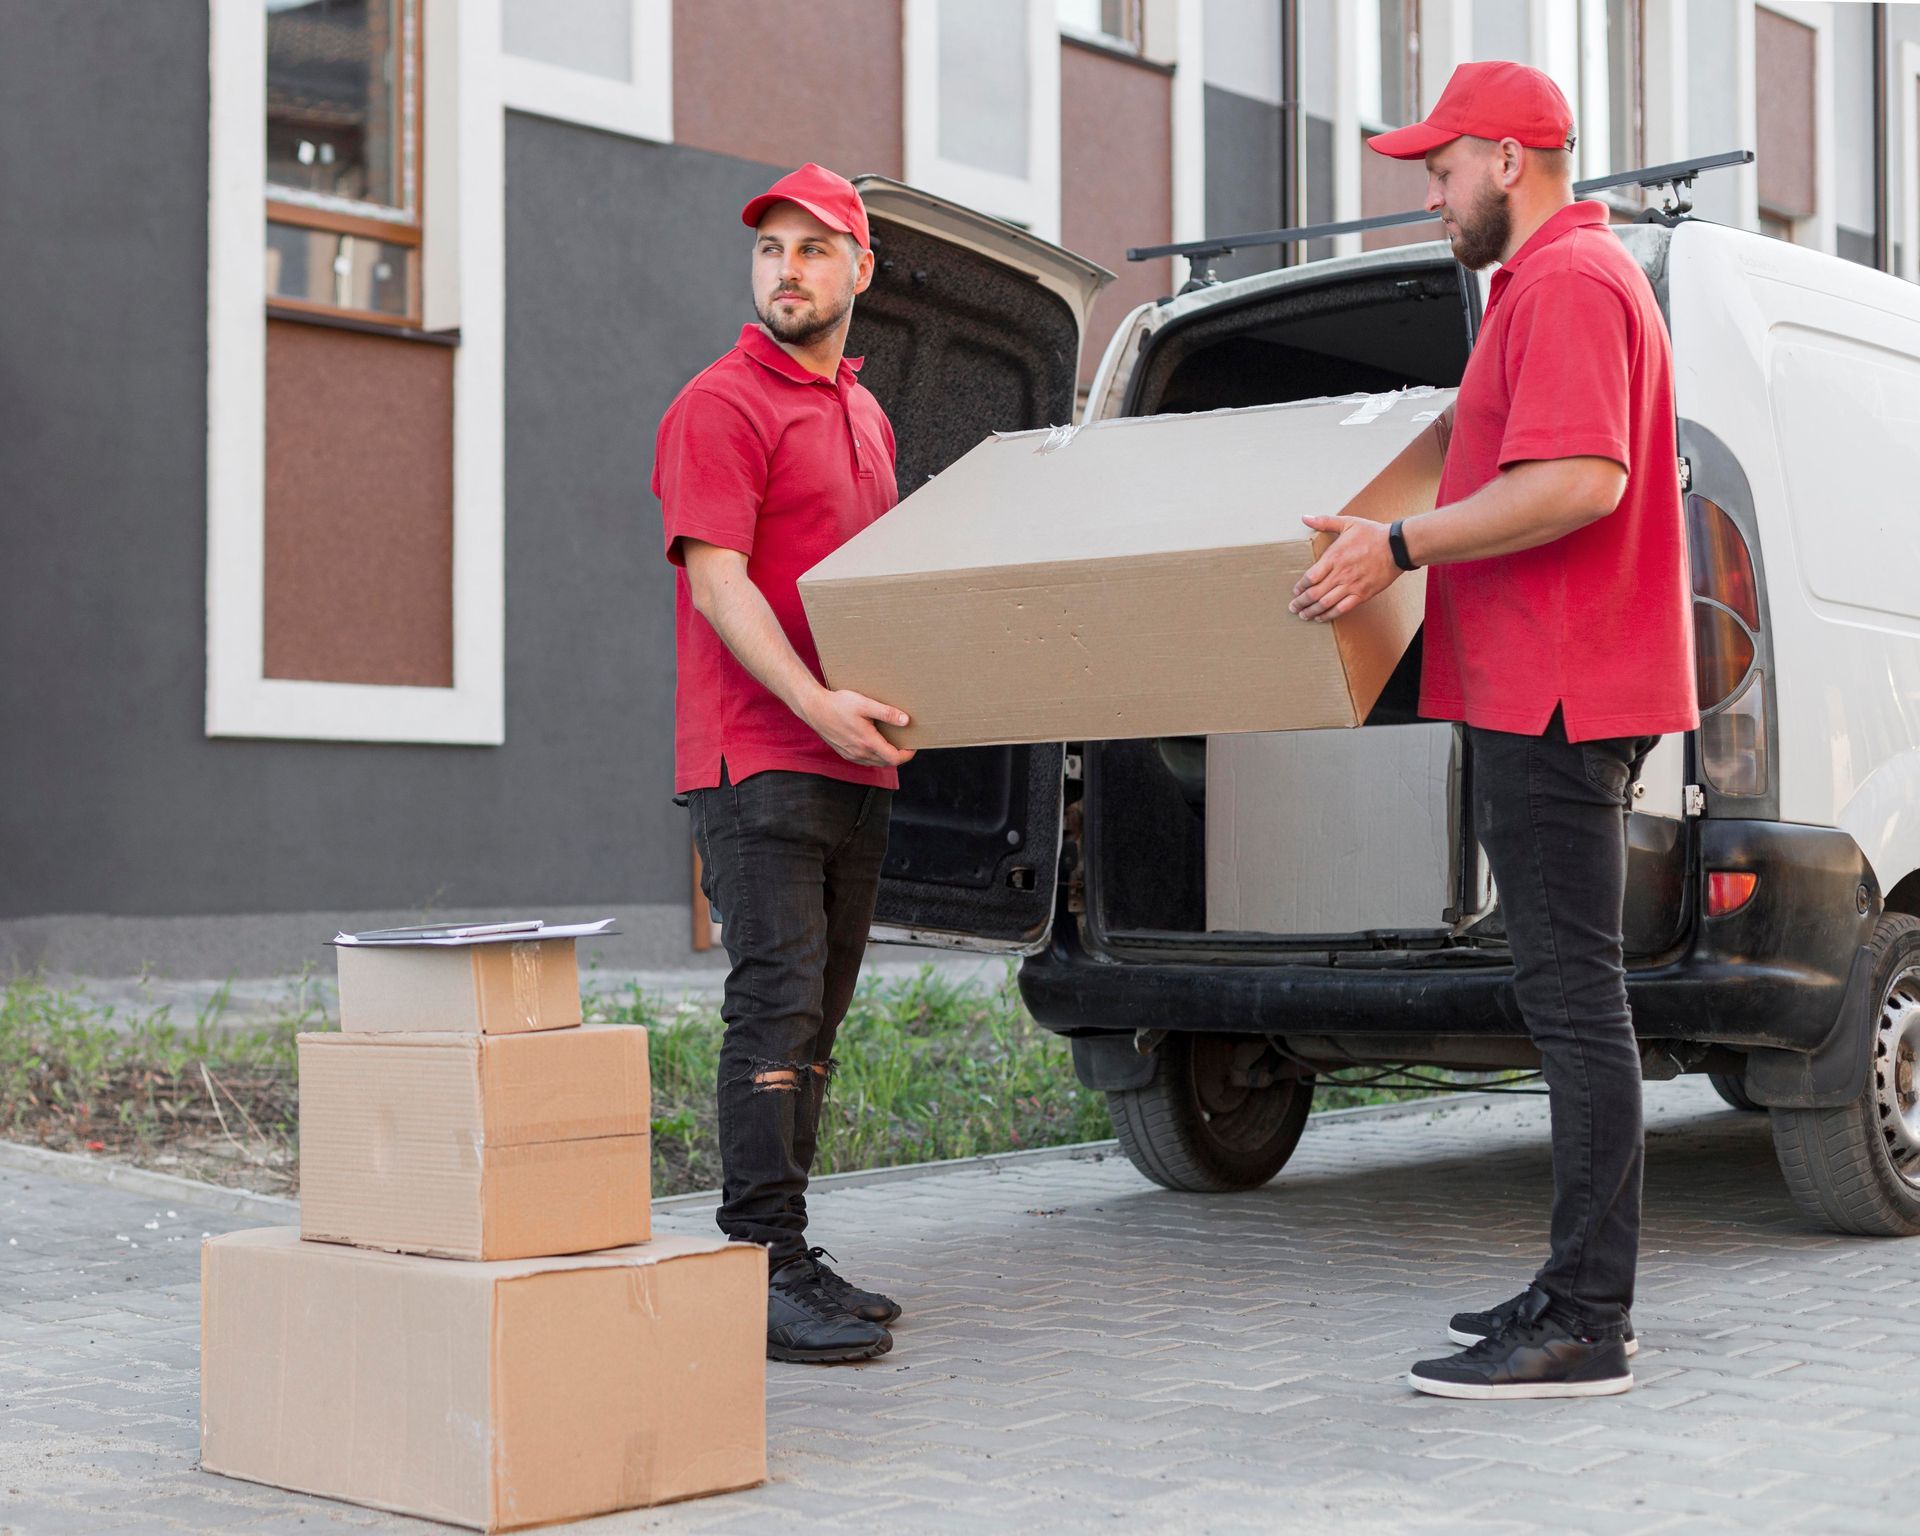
[759,283,853,345]
[1447,181,1513,270]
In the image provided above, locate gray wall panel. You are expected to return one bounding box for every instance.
[1203,84,1283,280]
[0,6,757,931]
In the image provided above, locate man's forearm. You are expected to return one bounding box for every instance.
[698,568,824,722]
[1401,456,1624,567]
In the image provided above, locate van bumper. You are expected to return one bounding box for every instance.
[1021,819,1879,1108]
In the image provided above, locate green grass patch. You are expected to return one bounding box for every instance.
[1,966,1441,1199]
[0,975,305,1188]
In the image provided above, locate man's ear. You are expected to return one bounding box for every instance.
[852,246,876,296]
[1496,137,1526,189]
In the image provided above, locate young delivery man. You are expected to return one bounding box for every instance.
[1290,62,1698,1400]
[654,164,914,1365]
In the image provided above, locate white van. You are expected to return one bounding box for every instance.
[845,178,1920,1239]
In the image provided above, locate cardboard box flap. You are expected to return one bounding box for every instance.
[477,1026,650,1145]
[298,1026,649,1147]
[802,388,1453,582]
[212,1226,735,1277]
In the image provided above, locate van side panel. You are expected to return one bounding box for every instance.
[1669,223,1920,890]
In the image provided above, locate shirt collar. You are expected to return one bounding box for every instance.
[1493,199,1609,281]
[736,323,863,388]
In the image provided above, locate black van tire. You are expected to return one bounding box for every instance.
[1770,913,1920,1237]
[1105,1034,1313,1193]
[1708,1068,1764,1112]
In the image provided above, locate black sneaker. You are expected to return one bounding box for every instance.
[766,1254,893,1364]
[806,1246,902,1325]
[1411,1312,1633,1401]
[1449,1288,1638,1357]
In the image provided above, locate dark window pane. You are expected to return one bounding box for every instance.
[267,0,411,214]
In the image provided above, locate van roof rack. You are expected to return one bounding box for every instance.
[1127,148,1755,273]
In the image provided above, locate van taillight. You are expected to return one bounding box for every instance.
[1686,495,1768,797]
[1687,495,1759,627]
[1693,601,1755,707]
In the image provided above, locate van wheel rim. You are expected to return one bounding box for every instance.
[1874,969,1920,1188]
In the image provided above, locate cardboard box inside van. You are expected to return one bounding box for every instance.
[799,388,1451,751]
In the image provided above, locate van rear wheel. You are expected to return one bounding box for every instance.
[1770,914,1920,1236]
[1105,1034,1313,1193]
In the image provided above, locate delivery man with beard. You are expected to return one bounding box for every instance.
[1290,62,1697,1400]
[653,164,912,1365]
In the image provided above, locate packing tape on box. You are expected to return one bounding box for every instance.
[510,941,543,1029]
[1339,394,1398,427]
[1034,423,1082,454]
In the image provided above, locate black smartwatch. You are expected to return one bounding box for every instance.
[1388,519,1418,572]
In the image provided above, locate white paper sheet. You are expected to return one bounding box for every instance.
[331,918,617,948]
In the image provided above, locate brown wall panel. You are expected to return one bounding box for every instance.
[1361,139,1437,251]
[1060,39,1172,383]
[264,319,454,687]
[1756,6,1816,219]
[672,0,904,179]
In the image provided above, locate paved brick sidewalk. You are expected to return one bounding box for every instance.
[3,1078,1913,1535]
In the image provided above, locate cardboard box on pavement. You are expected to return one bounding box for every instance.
[335,937,582,1035]
[200,1227,767,1531]
[298,1025,650,1261]
[799,388,1452,751]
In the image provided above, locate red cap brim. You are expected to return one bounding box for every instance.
[740,192,856,238]
[1365,121,1459,160]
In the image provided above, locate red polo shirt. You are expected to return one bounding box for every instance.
[1420,201,1698,743]
[654,324,899,794]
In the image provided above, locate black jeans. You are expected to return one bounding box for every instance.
[687,768,892,1269]
[1469,713,1657,1340]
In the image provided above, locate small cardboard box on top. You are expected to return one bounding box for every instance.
[298,1024,650,1261]
[335,937,581,1035]
[798,388,1452,752]
[200,1228,766,1531]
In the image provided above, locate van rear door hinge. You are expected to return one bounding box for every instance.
[1684,784,1706,817]
[1677,455,1692,491]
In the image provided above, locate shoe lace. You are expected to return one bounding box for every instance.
[1476,1286,1554,1348]
[806,1246,853,1294]
[772,1255,844,1316]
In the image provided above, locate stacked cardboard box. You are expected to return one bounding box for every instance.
[201,928,766,1531]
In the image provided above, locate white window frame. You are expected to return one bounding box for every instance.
[498,0,672,143]
[1903,41,1920,284]
[904,0,1062,242]
[205,0,505,744]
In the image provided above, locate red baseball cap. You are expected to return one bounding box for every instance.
[740,162,871,252]
[1367,61,1575,160]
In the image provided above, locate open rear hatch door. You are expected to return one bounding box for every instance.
[847,176,1110,952]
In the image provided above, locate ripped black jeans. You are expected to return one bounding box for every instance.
[1470,712,1658,1340]
[688,767,893,1268]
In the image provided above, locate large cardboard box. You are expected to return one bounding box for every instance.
[335,936,581,1035]
[201,1227,766,1531]
[298,1025,650,1260]
[1207,723,1462,935]
[799,388,1451,751]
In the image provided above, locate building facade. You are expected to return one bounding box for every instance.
[3,0,1915,976]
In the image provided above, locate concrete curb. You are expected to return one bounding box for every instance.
[0,1140,300,1220]
[0,1091,1495,1221]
